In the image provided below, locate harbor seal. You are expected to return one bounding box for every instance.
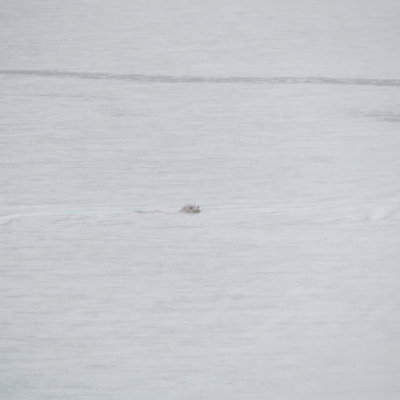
[135,204,201,215]
[179,204,201,214]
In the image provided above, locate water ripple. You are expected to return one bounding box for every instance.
[1,69,400,87]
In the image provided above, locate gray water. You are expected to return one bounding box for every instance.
[1,1,400,399]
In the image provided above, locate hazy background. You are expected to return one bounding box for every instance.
[1,1,400,399]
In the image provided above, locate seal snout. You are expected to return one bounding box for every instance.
[180,204,201,214]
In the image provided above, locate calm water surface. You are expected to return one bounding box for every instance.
[1,1,400,399]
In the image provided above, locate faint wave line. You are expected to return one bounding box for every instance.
[1,69,400,87]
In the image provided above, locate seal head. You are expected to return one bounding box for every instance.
[180,204,201,213]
